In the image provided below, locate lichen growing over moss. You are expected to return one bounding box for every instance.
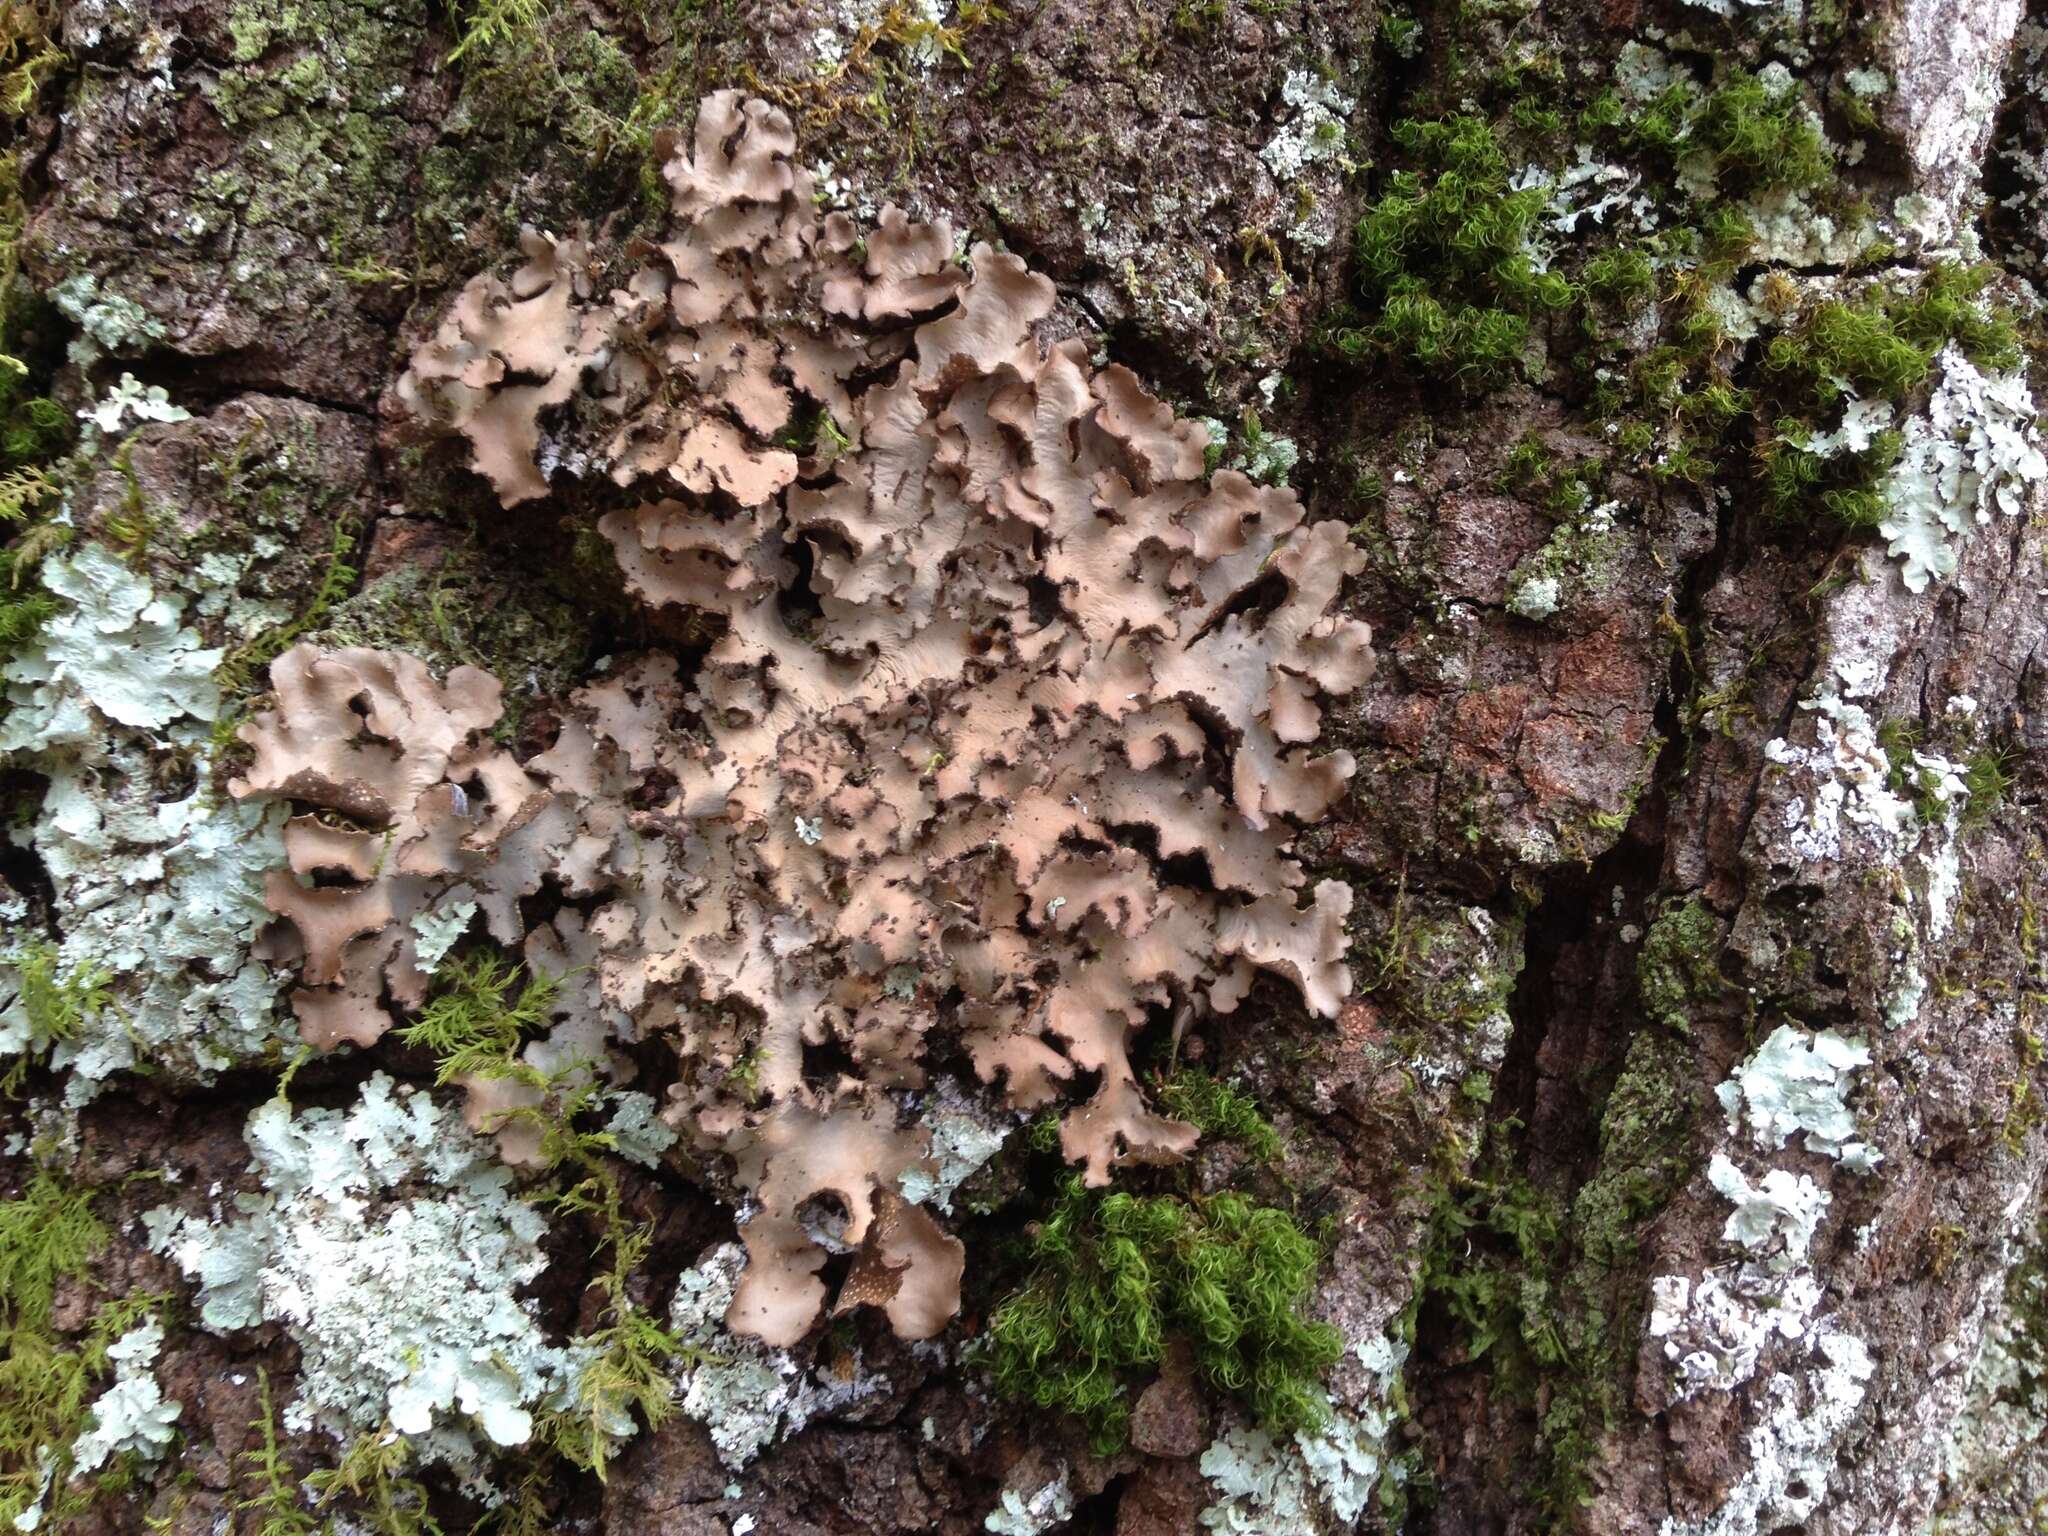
[986,1176,1341,1453]
[1637,899,1725,1034]
[1757,264,2028,534]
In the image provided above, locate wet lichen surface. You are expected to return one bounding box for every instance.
[5,0,2048,1533]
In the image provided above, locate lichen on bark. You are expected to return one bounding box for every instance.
[5,0,2048,1532]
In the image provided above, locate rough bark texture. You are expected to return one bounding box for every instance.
[5,1,2048,1534]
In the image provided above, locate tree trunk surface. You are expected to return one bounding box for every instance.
[4,1,2048,1534]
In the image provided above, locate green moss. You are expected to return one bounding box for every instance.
[986,1177,1341,1452]
[1154,1069,1283,1162]
[1339,114,1574,386]
[0,1171,165,1528]
[1961,746,2018,827]
[1568,1032,1696,1272]
[0,7,62,123]
[1415,1030,1696,1521]
[397,951,564,1089]
[304,1432,442,1536]
[236,1369,322,1536]
[1379,11,1422,57]
[1581,247,1654,309]
[1690,70,1832,195]
[1362,890,1522,1047]
[1636,900,1725,1034]
[1751,266,2019,530]
[1417,1161,1564,1374]
[1764,263,2019,414]
[1,942,111,1094]
[1498,432,1553,493]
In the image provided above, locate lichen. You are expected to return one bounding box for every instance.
[1708,1154,1831,1265]
[983,1466,1074,1535]
[0,542,290,1094]
[667,1242,894,1470]
[1659,1328,1875,1536]
[365,90,1378,1349]
[67,1315,179,1475]
[147,1075,593,1472]
[1716,1024,1881,1169]
[1876,345,2046,592]
[1502,498,1623,623]
[47,274,163,368]
[1196,1329,1407,1532]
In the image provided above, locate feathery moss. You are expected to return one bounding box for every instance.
[0,1171,134,1528]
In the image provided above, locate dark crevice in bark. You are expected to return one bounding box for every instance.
[130,358,383,420]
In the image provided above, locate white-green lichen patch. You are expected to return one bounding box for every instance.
[0,543,220,736]
[410,899,478,976]
[601,1091,677,1168]
[1504,500,1623,624]
[668,1243,895,1469]
[1650,1268,1824,1398]
[49,273,166,368]
[1763,693,1921,864]
[1716,1025,1880,1169]
[1876,346,2046,593]
[148,1075,584,1469]
[1658,1327,1875,1536]
[1260,71,1355,183]
[1197,1327,1409,1531]
[1940,1251,2048,1530]
[983,1467,1074,1535]
[0,544,291,1093]
[1650,1049,1881,1529]
[68,1315,181,1475]
[1762,671,1971,1035]
[1709,1155,1831,1267]
[77,374,190,435]
[895,1085,1010,1215]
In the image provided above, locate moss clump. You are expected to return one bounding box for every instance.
[1341,114,1574,386]
[1568,1032,1697,1274]
[1961,746,2018,827]
[1689,69,1832,196]
[1764,263,2020,412]
[987,1178,1340,1452]
[1155,1068,1283,1162]
[1757,263,2020,527]
[1636,900,1725,1034]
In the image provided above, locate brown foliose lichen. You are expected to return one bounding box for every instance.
[237,92,1373,1350]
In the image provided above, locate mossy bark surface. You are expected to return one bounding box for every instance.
[5,1,2048,1533]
